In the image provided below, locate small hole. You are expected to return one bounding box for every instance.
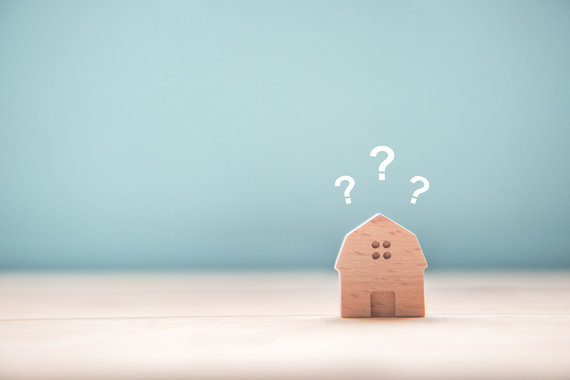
[371,241,380,248]
[383,252,391,259]
[372,252,380,260]
[383,241,391,248]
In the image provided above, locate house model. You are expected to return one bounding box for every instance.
[335,213,427,318]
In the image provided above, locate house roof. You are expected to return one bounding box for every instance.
[334,213,426,271]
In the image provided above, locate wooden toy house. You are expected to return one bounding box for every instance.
[335,214,427,317]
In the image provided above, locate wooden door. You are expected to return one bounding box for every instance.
[371,291,395,317]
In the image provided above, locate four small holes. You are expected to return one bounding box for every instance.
[371,240,392,260]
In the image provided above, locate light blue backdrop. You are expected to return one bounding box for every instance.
[1,0,569,269]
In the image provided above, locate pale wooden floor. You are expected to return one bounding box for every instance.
[0,271,569,380]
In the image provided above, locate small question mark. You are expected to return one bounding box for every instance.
[410,176,430,204]
[334,176,356,205]
[370,146,395,180]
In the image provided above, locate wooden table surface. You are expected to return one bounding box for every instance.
[0,271,569,380]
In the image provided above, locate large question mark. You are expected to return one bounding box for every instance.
[409,176,430,204]
[369,146,395,180]
[334,176,356,205]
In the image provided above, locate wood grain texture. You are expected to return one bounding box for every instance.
[335,214,427,317]
[0,271,569,380]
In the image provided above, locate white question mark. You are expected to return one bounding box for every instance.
[410,176,430,204]
[369,146,395,180]
[334,176,355,205]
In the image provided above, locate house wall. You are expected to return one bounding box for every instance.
[339,272,425,289]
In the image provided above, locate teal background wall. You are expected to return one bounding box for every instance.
[1,0,569,270]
